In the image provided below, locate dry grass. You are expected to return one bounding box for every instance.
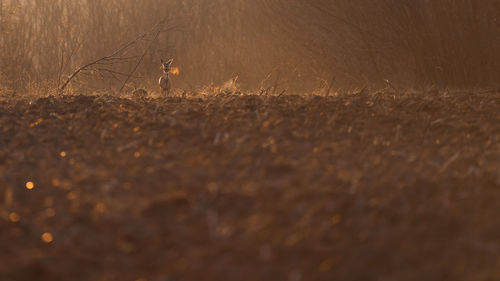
[0,90,499,281]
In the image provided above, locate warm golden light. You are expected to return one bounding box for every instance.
[60,151,67,157]
[26,181,34,190]
[41,232,54,243]
[9,212,20,223]
[52,178,61,187]
[170,66,180,75]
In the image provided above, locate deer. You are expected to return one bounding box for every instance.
[159,59,173,95]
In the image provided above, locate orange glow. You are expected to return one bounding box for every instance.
[170,66,180,75]
[52,178,61,187]
[26,181,34,190]
[41,232,54,243]
[9,212,20,223]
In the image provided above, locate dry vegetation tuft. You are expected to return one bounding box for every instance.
[0,90,499,280]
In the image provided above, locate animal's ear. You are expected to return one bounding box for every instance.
[160,59,164,64]
[166,58,174,66]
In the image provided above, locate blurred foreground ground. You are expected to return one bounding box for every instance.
[0,91,499,281]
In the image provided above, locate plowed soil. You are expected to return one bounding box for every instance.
[1,91,499,281]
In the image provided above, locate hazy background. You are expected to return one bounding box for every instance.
[1,0,500,93]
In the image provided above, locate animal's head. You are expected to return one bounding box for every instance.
[161,59,174,73]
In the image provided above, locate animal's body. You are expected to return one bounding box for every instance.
[159,74,171,95]
[159,59,173,95]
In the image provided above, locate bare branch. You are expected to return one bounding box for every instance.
[59,19,166,91]
[119,18,171,93]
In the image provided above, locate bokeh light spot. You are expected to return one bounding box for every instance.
[52,178,61,187]
[41,232,53,243]
[170,66,180,75]
[26,181,34,190]
[9,212,20,223]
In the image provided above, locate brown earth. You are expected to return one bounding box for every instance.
[0,91,499,281]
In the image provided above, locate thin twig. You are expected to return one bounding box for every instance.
[325,74,336,97]
[119,18,168,94]
[384,79,400,95]
[59,25,155,91]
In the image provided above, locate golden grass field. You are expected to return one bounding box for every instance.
[0,90,499,281]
